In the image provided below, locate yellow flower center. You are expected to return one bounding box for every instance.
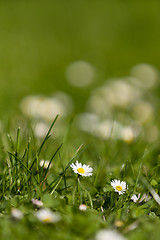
[116,185,122,191]
[43,217,52,223]
[77,168,85,174]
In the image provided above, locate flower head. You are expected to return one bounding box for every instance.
[131,193,151,203]
[36,209,60,223]
[70,160,93,177]
[79,204,88,211]
[32,198,43,207]
[95,229,126,240]
[111,179,127,195]
[39,160,51,169]
[11,208,23,220]
[131,194,140,203]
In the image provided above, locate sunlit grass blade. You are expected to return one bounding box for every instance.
[29,115,59,170]
[6,133,14,151]
[133,148,148,194]
[44,175,61,193]
[41,143,63,182]
[26,137,31,168]
[37,115,59,157]
[7,151,40,187]
[141,176,160,205]
[58,152,67,190]
[50,175,63,195]
[8,152,32,174]
[16,127,21,156]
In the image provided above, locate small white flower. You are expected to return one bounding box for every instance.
[131,194,140,203]
[11,208,23,220]
[32,199,43,207]
[95,229,126,240]
[131,193,151,203]
[39,160,51,169]
[79,204,87,211]
[139,193,151,203]
[111,179,128,195]
[36,209,60,223]
[70,160,93,177]
[140,193,151,203]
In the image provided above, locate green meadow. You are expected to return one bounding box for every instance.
[0,1,160,239]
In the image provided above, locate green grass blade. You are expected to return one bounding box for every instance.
[41,143,63,182]
[37,115,59,157]
[16,127,21,156]
[50,175,63,195]
[58,152,67,190]
[29,115,59,170]
[141,176,160,205]
[8,152,32,174]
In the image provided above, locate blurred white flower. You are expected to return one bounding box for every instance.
[11,208,23,220]
[20,92,73,121]
[132,101,154,124]
[111,179,128,195]
[79,204,87,211]
[36,209,60,223]
[87,79,141,117]
[76,112,99,133]
[95,120,122,140]
[145,125,159,142]
[70,161,93,177]
[32,199,43,207]
[66,61,95,87]
[77,113,123,140]
[107,79,141,108]
[53,91,74,116]
[139,193,151,203]
[87,89,112,117]
[34,97,65,121]
[131,194,141,203]
[130,63,159,89]
[121,126,135,143]
[131,193,151,203]
[95,229,126,240]
[34,122,49,138]
[39,160,51,169]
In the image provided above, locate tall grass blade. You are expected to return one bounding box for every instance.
[29,115,58,170]
[41,143,63,182]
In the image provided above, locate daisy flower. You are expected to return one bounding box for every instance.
[131,194,140,203]
[32,198,43,207]
[131,193,151,203]
[95,229,126,240]
[111,179,128,195]
[36,209,60,223]
[39,159,51,169]
[79,204,87,211]
[70,160,93,177]
[139,193,151,203]
[11,208,23,220]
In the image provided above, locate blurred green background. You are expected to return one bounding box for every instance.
[0,0,160,117]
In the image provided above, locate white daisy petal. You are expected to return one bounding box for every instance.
[131,193,151,203]
[131,194,140,203]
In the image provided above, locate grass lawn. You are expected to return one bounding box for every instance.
[0,1,160,239]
